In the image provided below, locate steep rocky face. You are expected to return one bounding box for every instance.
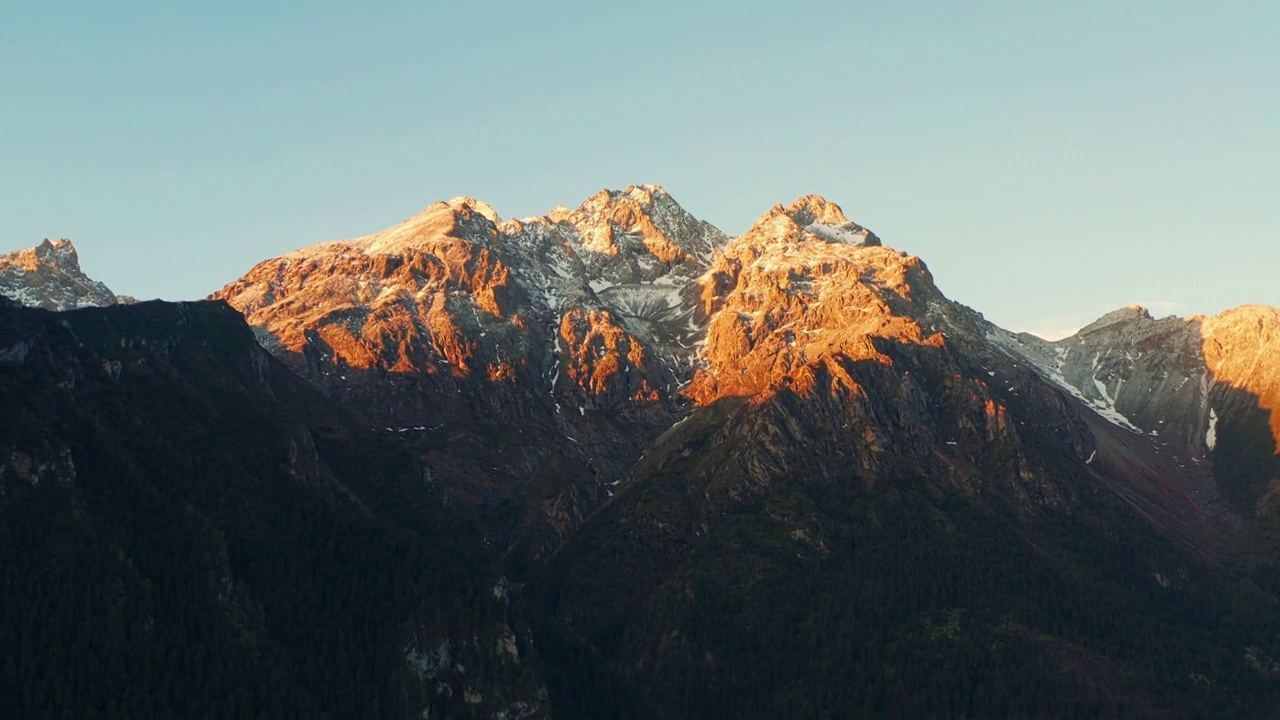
[214,198,545,415]
[0,239,119,310]
[690,196,925,403]
[1201,306,1280,517]
[985,304,1280,522]
[1202,306,1280,448]
[664,197,1084,512]
[995,306,1212,443]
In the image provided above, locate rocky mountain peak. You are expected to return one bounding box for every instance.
[32,238,81,269]
[1078,305,1154,334]
[358,199,502,256]
[214,185,727,433]
[546,184,724,263]
[783,194,852,226]
[691,203,938,404]
[446,196,502,224]
[5,239,83,274]
[0,239,118,311]
[1200,305,1280,467]
[1202,304,1280,334]
[747,196,881,249]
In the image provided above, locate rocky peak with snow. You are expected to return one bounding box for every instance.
[992,304,1276,452]
[214,186,1280,553]
[214,186,725,419]
[500,184,724,298]
[215,186,931,425]
[0,239,119,311]
[213,185,739,549]
[745,195,882,250]
[689,198,937,404]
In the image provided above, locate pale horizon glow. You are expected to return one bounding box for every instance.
[3,1,1277,337]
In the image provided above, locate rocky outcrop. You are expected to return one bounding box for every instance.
[1201,307,1280,517]
[0,239,118,310]
[689,197,930,404]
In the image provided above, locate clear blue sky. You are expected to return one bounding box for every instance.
[3,1,1276,338]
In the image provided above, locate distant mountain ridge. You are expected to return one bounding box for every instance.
[0,239,122,310]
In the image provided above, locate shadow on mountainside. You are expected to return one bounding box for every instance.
[0,300,551,719]
[1076,315,1280,555]
[530,331,1280,720]
[250,322,693,568]
[240,297,1280,570]
[1193,311,1280,521]
[7,299,1280,719]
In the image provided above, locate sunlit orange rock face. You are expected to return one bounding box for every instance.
[664,196,1086,512]
[558,308,662,404]
[568,187,702,264]
[205,183,1280,559]
[688,197,941,405]
[1201,306,1280,452]
[214,199,528,379]
[213,186,720,430]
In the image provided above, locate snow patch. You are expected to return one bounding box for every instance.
[804,222,873,246]
[985,328,1143,433]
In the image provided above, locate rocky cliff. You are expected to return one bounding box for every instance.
[984,304,1280,522]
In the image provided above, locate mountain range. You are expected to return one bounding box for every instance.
[4,185,1279,718]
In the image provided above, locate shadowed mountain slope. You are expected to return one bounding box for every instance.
[0,300,548,719]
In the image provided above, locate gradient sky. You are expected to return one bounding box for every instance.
[3,1,1277,338]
